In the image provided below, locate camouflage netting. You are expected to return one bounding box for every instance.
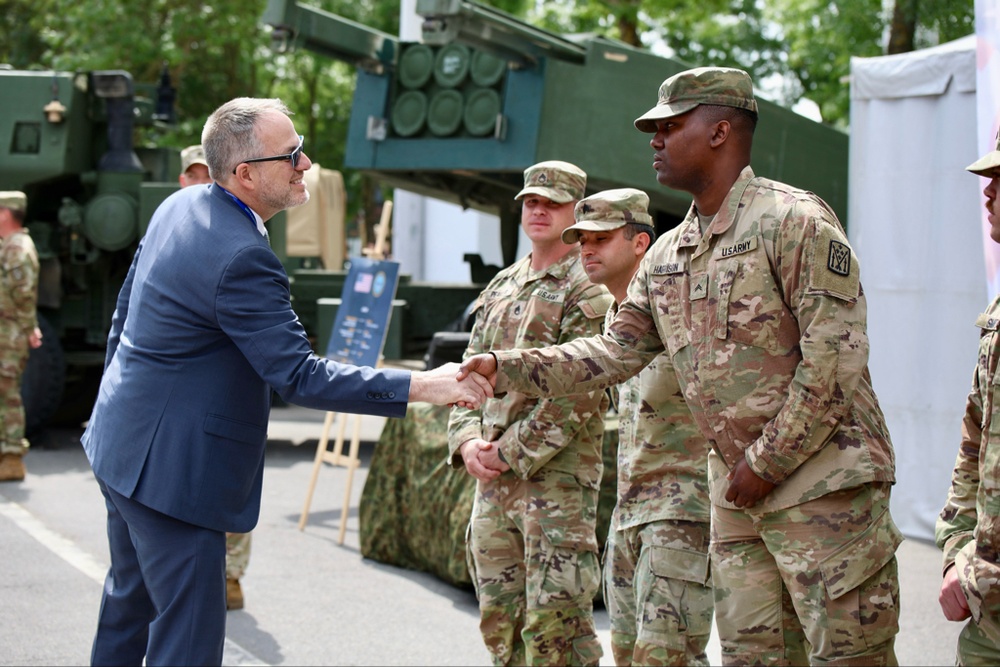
[360,403,619,589]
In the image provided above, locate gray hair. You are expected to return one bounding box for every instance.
[201,98,293,179]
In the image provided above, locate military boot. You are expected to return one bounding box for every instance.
[0,453,25,481]
[226,577,244,611]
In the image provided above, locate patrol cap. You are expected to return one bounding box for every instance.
[967,130,1000,176]
[562,188,652,244]
[0,191,27,212]
[180,144,208,174]
[634,66,758,133]
[515,160,586,203]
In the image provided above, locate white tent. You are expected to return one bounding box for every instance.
[848,34,984,542]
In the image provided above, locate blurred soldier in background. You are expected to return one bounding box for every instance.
[0,191,42,482]
[179,144,212,188]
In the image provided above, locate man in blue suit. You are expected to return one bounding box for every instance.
[82,97,491,666]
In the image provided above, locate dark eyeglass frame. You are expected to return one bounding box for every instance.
[232,135,304,174]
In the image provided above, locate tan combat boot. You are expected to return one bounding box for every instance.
[0,453,26,481]
[226,577,244,611]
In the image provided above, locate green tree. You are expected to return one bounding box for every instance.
[511,0,974,126]
[769,0,974,125]
[0,0,48,68]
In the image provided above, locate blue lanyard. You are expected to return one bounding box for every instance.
[215,184,257,227]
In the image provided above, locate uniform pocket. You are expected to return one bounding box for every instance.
[650,272,690,358]
[532,474,600,606]
[533,536,600,607]
[819,506,902,599]
[717,256,789,352]
[818,506,902,653]
[649,544,710,586]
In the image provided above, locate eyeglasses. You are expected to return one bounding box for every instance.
[233,135,304,174]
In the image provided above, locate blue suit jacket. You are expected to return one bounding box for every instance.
[82,184,410,533]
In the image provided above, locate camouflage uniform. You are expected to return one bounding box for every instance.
[936,138,1000,665]
[0,227,39,456]
[562,188,713,667]
[225,531,252,580]
[449,235,612,665]
[601,302,713,667]
[492,165,902,665]
[936,297,1000,664]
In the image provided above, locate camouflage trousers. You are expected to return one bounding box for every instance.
[952,541,1000,665]
[467,468,602,666]
[711,483,901,666]
[603,518,713,666]
[0,354,29,456]
[226,531,252,580]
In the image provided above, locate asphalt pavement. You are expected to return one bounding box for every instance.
[0,404,964,665]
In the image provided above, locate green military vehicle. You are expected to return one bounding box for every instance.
[0,68,182,432]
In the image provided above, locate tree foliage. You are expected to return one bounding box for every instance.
[528,0,973,127]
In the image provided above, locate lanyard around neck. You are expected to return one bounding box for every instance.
[216,184,257,227]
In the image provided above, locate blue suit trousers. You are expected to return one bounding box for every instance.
[91,478,227,666]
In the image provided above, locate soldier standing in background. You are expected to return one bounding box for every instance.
[179,144,212,188]
[562,188,713,666]
[937,131,1000,665]
[179,145,252,611]
[459,67,902,665]
[0,191,42,483]
[448,160,613,665]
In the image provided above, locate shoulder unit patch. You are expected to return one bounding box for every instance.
[809,226,859,301]
[827,240,851,276]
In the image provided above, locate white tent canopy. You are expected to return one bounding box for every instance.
[848,34,984,542]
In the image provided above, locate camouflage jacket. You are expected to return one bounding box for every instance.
[0,229,39,345]
[494,167,895,512]
[448,249,612,489]
[936,296,1000,569]
[606,302,709,529]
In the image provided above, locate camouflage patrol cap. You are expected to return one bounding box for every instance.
[634,66,758,133]
[180,144,208,174]
[0,191,27,212]
[967,130,1000,176]
[562,188,652,244]
[515,160,586,203]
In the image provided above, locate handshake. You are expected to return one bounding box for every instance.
[408,354,506,482]
[407,354,498,409]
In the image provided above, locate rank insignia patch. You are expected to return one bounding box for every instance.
[827,240,851,276]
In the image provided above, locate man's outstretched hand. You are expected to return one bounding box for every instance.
[409,362,493,408]
[453,354,499,409]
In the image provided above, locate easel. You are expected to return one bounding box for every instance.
[298,201,393,545]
